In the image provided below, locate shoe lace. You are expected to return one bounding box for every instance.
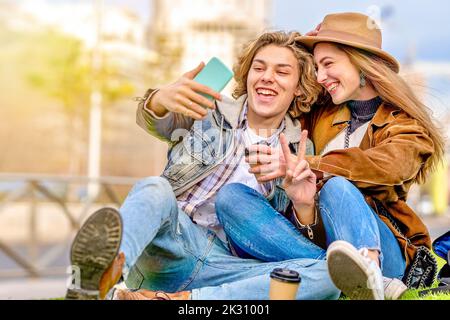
[358,247,384,292]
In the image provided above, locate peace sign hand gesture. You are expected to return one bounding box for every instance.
[280,130,317,209]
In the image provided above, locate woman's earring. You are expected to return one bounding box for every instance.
[359,72,366,88]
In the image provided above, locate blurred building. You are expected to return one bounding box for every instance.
[14,0,157,80]
[16,1,144,47]
[149,0,272,90]
[0,1,168,178]
[403,60,450,216]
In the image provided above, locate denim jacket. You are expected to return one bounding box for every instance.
[136,89,314,214]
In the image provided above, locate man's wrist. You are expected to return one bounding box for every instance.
[143,89,169,118]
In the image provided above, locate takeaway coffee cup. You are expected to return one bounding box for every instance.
[269,268,301,300]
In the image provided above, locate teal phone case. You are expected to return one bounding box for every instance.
[193,57,234,101]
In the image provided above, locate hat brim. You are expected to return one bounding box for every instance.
[296,35,400,73]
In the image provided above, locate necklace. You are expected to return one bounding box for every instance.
[344,122,351,149]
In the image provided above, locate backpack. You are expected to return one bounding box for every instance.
[419,230,450,296]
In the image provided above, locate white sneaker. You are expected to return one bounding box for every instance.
[383,277,407,300]
[327,240,384,300]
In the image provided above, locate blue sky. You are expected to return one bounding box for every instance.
[44,0,450,63]
[272,0,450,63]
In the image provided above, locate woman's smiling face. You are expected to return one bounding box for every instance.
[313,42,363,104]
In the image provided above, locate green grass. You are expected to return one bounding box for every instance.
[338,252,450,300]
[400,289,450,300]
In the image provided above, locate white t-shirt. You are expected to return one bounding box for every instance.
[321,122,370,155]
[194,127,278,242]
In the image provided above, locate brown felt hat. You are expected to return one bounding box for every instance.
[295,12,400,73]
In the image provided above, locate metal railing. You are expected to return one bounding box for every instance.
[0,173,138,278]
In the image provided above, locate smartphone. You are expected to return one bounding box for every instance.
[193,57,234,101]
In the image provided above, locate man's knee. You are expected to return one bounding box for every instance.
[216,183,253,223]
[132,176,173,195]
[216,183,248,210]
[126,176,177,216]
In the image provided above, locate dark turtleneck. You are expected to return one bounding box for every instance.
[347,96,383,134]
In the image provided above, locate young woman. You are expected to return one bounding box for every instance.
[215,12,445,300]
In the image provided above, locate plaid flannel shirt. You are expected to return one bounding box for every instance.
[177,101,285,223]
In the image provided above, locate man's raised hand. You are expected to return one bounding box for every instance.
[281,130,317,207]
[148,62,222,120]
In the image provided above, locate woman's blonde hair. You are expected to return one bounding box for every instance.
[232,31,322,117]
[337,44,445,183]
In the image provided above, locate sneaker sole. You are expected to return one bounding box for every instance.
[327,241,381,300]
[65,207,122,300]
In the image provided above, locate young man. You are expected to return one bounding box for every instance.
[65,31,339,300]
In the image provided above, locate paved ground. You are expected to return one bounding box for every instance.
[1,214,449,300]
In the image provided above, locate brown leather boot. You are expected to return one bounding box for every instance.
[113,288,191,300]
[99,252,125,299]
[66,207,123,300]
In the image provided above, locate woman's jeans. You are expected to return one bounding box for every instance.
[215,177,406,280]
[117,176,340,300]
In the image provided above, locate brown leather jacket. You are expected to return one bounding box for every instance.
[301,101,435,267]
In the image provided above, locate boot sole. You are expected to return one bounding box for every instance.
[65,207,122,300]
[327,241,380,300]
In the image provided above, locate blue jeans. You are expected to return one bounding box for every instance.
[215,177,406,280]
[117,177,340,300]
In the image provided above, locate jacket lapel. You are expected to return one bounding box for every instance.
[313,102,401,154]
[313,104,350,155]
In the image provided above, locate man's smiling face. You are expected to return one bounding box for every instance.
[246,44,301,125]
